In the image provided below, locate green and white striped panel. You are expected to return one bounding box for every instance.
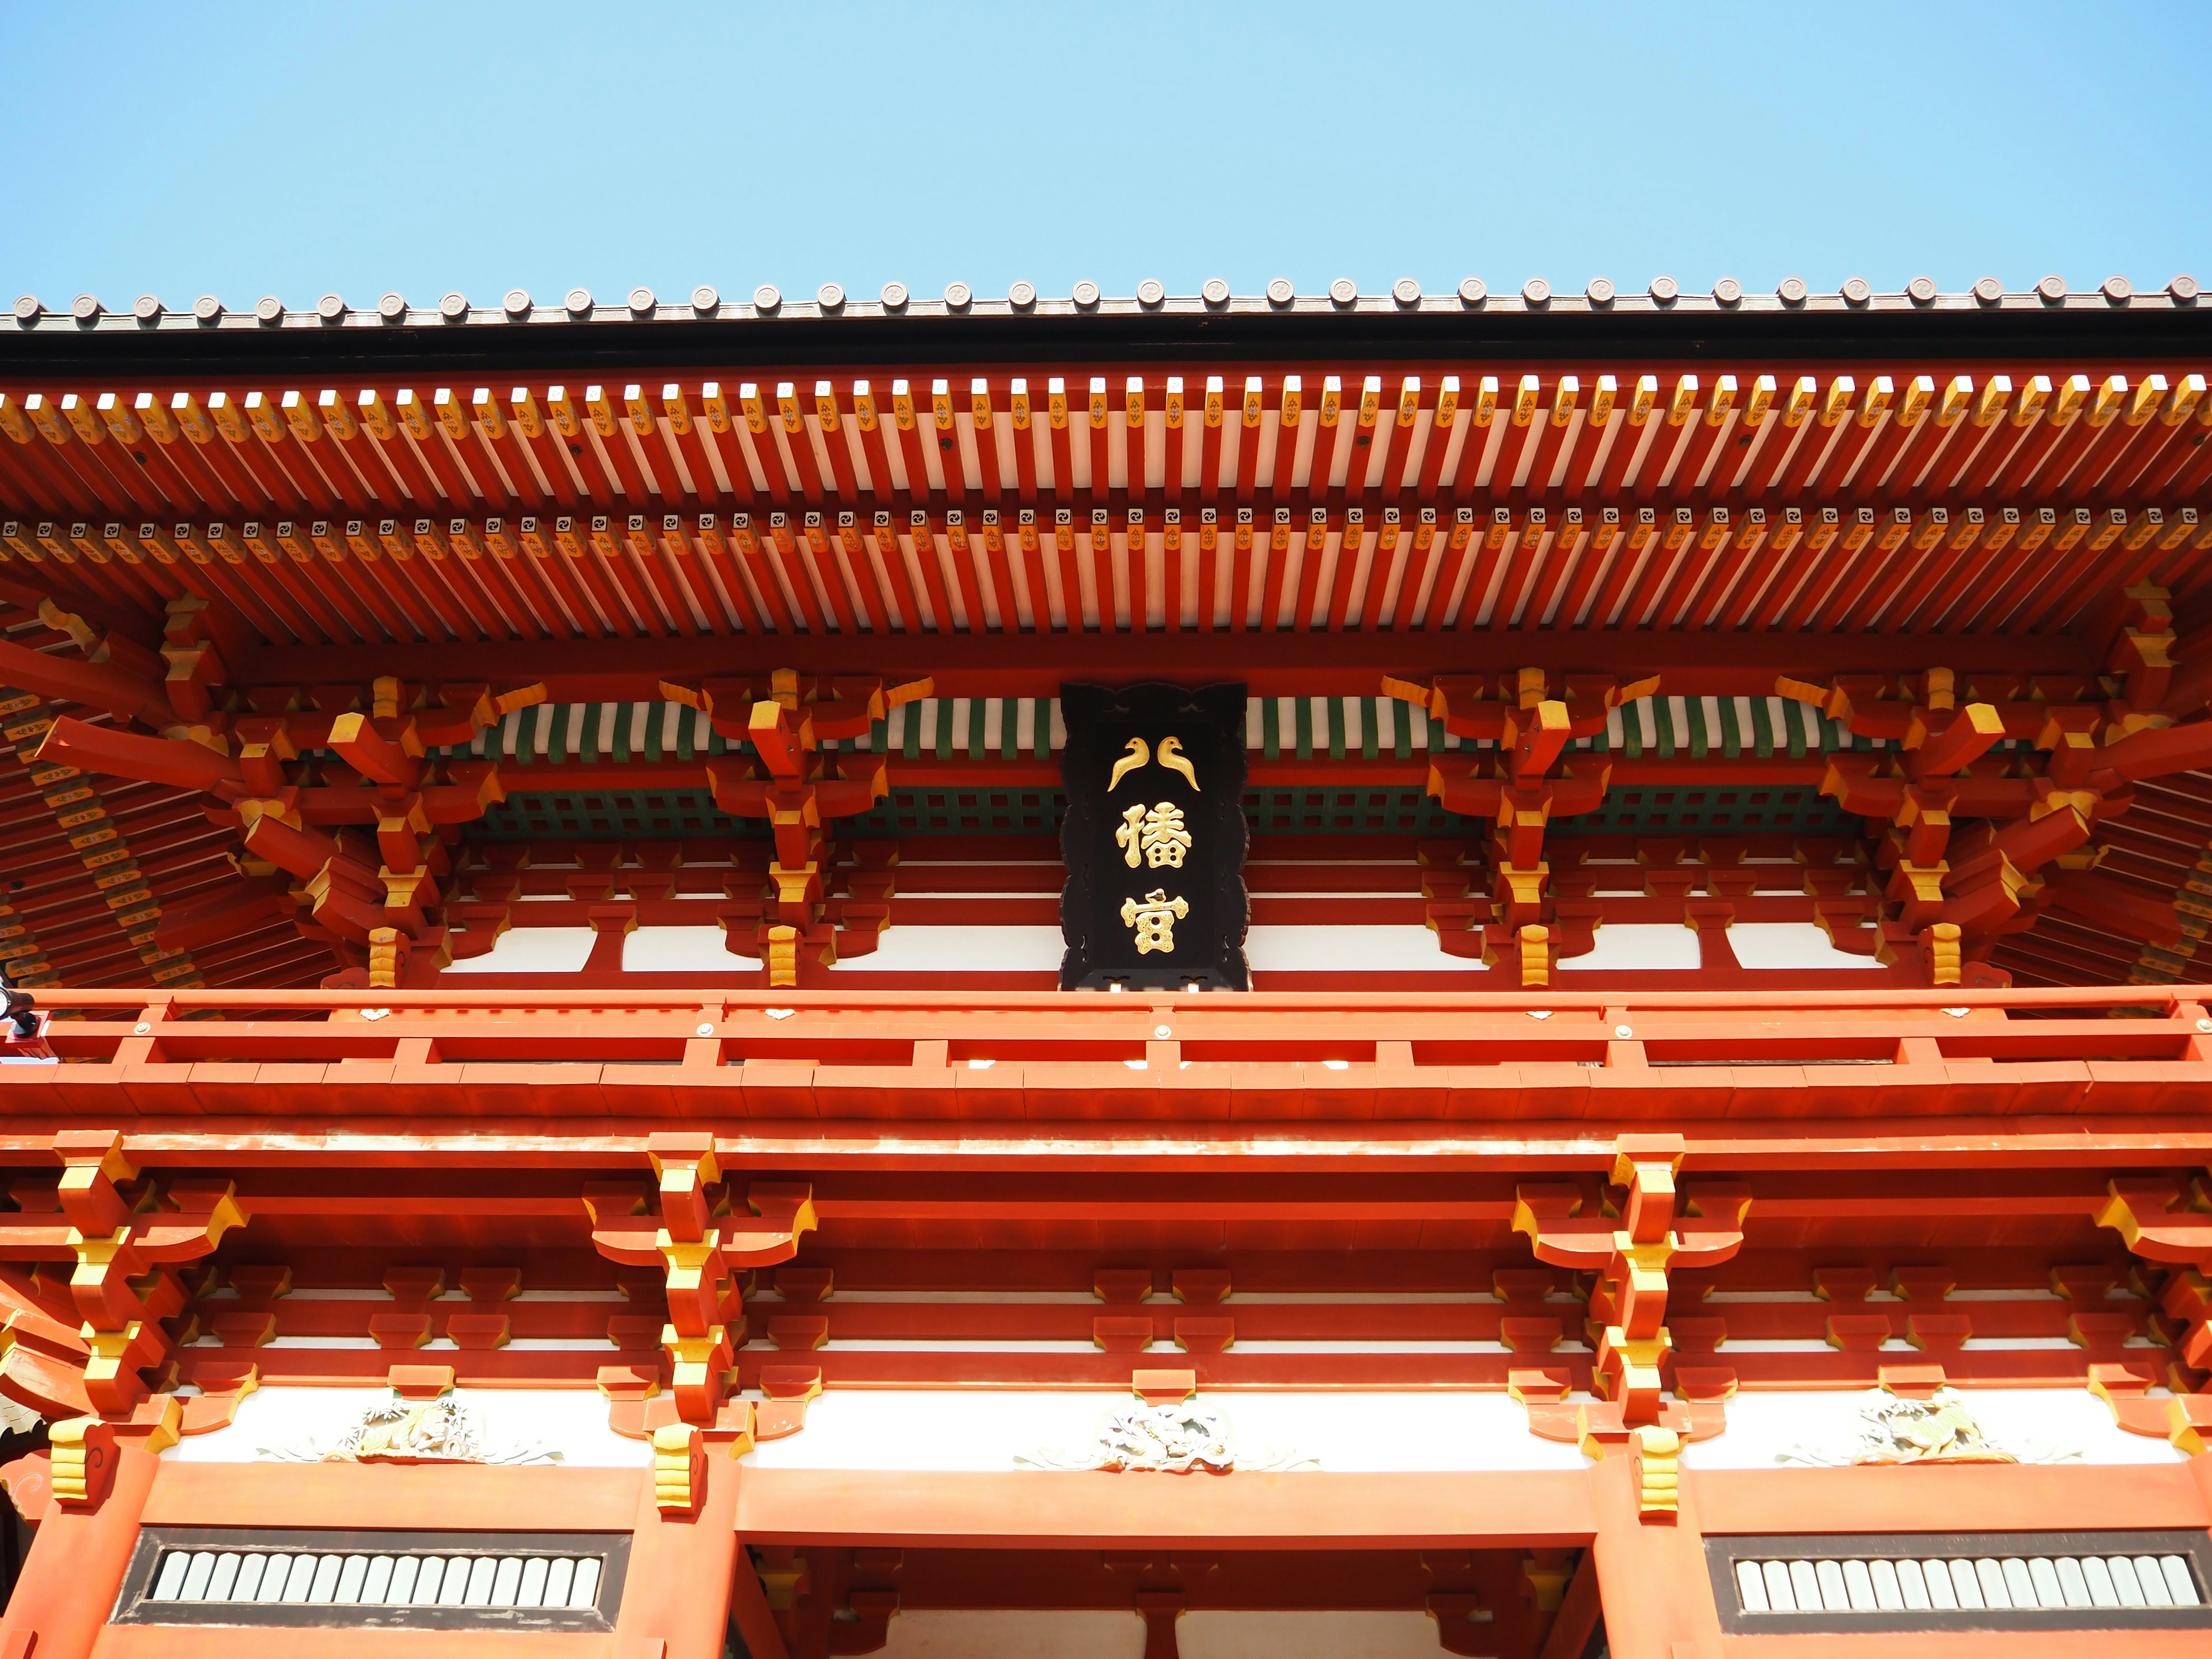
[431,695,1877,767]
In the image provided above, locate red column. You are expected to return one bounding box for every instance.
[0,1439,160,1659]
[1586,1452,1725,1659]
[614,1437,745,1659]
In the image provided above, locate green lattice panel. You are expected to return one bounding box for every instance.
[1243,788,1469,834]
[474,790,754,840]
[474,782,1851,843]
[1553,785,1850,836]
[840,789,1066,836]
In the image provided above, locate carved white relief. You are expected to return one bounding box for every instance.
[256,1389,560,1465]
[1017,1401,1316,1474]
[1775,1388,2080,1468]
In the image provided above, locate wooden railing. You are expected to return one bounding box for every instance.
[5,984,2209,1123]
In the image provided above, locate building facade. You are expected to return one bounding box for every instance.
[0,272,2210,1657]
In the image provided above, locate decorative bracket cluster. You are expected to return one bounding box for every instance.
[585,1132,816,1425]
[2092,1169,2212,1448]
[1386,668,1658,984]
[1510,1134,1751,1516]
[669,669,930,985]
[1786,604,2212,984]
[0,1130,243,1497]
[26,603,533,986]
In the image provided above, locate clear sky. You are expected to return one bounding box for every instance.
[6,1,2207,312]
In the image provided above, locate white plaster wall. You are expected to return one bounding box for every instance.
[881,1610,1138,1659]
[165,1385,650,1467]
[879,1611,1444,1659]
[1681,1388,2186,1468]
[1728,922,1885,970]
[831,926,1066,974]
[737,1390,1585,1473]
[1565,924,1700,971]
[1247,926,1490,974]
[442,927,598,974]
[625,925,757,970]
[1180,1611,1446,1659]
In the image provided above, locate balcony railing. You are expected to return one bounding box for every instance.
[5,984,2209,1123]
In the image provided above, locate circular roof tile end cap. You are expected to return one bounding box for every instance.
[1136,279,1166,309]
[377,291,408,323]
[816,282,845,313]
[503,288,533,320]
[1328,277,1358,309]
[1972,275,2004,306]
[749,285,780,315]
[1457,276,1487,309]
[11,294,40,324]
[882,281,911,312]
[1586,276,1616,307]
[2101,274,2134,306]
[132,294,164,324]
[1777,276,1808,307]
[317,292,348,324]
[1713,276,1744,307]
[1840,277,1873,308]
[692,285,723,317]
[1521,278,1552,308]
[627,286,657,319]
[1266,277,1296,308]
[1071,279,1100,310]
[437,291,469,323]
[194,294,225,325]
[1202,277,1232,310]
[255,294,287,326]
[1649,275,1680,306]
[71,293,103,324]
[563,287,594,320]
[2171,274,2202,305]
[2036,274,2068,304]
[1907,275,1938,305]
[1006,281,1035,311]
[1392,277,1423,309]
[945,281,974,312]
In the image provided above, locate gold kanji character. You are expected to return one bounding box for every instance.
[1120,888,1189,955]
[1116,801,1192,869]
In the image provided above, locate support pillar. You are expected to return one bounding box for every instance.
[614,1443,749,1659]
[0,1432,162,1659]
[1586,1452,1724,1659]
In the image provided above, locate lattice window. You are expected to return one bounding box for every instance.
[1707,1531,2212,1635]
[112,1528,628,1631]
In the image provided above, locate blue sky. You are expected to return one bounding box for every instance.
[5,2,2206,311]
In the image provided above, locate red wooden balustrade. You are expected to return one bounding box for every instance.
[6,983,2210,1122]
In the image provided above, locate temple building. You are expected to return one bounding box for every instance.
[1,268,2211,1657]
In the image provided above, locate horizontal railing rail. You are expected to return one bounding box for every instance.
[3,984,2209,1123]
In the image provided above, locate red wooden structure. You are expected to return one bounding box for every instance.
[0,274,2210,1658]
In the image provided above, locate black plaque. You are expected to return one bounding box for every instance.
[1059,682,1248,990]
